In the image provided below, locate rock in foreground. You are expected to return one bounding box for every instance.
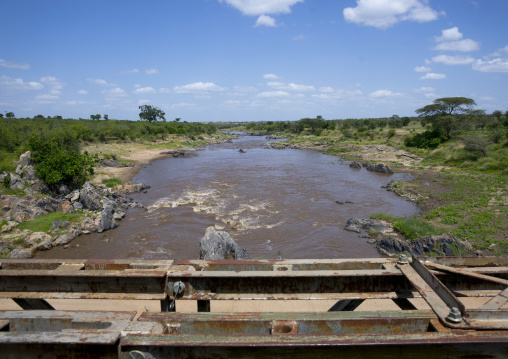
[199,227,247,260]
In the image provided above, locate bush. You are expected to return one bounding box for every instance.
[28,135,98,190]
[101,177,123,188]
[463,135,491,158]
[387,129,396,138]
[404,130,447,149]
[393,217,436,241]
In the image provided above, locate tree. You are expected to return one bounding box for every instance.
[103,114,108,120]
[5,112,15,118]
[492,110,503,120]
[90,114,101,120]
[139,105,165,122]
[416,97,477,117]
[0,114,3,118]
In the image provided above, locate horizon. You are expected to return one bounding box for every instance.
[1,0,507,122]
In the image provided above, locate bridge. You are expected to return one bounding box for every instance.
[0,256,506,358]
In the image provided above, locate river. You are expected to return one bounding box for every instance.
[38,135,418,260]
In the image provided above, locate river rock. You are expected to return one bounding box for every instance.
[376,232,463,257]
[1,220,19,233]
[15,151,37,183]
[53,231,77,246]
[366,163,394,174]
[344,218,394,234]
[349,161,362,169]
[26,232,51,246]
[98,205,117,233]
[79,182,102,211]
[113,209,126,220]
[199,226,247,260]
[376,238,411,257]
[37,239,53,251]
[7,248,34,259]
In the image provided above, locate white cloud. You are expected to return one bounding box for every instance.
[41,76,64,91]
[174,82,227,93]
[35,94,59,101]
[87,78,115,86]
[343,0,442,29]
[420,72,446,80]
[257,91,289,98]
[133,86,157,94]
[145,68,159,75]
[263,73,280,80]
[414,86,434,93]
[101,87,127,97]
[434,39,479,52]
[77,90,88,95]
[319,87,334,93]
[488,45,508,57]
[0,75,43,90]
[255,15,277,27]
[267,81,315,91]
[435,27,462,42]
[473,58,508,72]
[432,55,475,65]
[66,100,95,105]
[219,0,303,16]
[171,102,196,108]
[370,89,402,97]
[0,59,30,70]
[414,66,431,72]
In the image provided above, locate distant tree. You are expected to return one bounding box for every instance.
[5,112,15,118]
[175,118,181,122]
[139,105,165,122]
[401,117,411,126]
[416,97,476,117]
[492,110,503,120]
[90,114,101,120]
[54,115,62,120]
[0,114,3,118]
[103,114,108,120]
[35,114,45,119]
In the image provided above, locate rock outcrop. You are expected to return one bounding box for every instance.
[199,227,247,260]
[376,233,464,257]
[344,218,394,235]
[365,163,394,174]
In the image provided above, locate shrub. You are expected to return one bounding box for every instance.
[387,129,396,138]
[393,217,436,240]
[404,130,447,149]
[28,135,98,190]
[101,177,123,188]
[463,135,491,158]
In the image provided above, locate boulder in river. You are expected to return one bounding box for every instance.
[349,161,362,169]
[366,163,394,174]
[199,227,247,260]
[79,182,102,211]
[344,218,394,235]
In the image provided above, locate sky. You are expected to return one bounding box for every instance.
[1,0,507,122]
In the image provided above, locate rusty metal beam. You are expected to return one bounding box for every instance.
[12,298,54,310]
[425,261,508,286]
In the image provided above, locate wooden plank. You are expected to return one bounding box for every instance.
[479,287,508,310]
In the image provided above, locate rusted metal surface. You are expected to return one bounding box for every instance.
[0,257,506,358]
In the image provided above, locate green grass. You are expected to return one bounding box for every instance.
[393,217,437,241]
[101,177,123,188]
[370,212,396,223]
[17,211,84,233]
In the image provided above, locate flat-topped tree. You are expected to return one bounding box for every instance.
[139,105,165,122]
[416,97,477,117]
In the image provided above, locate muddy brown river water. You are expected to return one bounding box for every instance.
[38,135,418,260]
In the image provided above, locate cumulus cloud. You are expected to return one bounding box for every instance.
[472,58,508,72]
[432,55,475,65]
[255,15,277,27]
[370,89,402,97]
[257,91,289,98]
[101,87,127,97]
[145,68,159,75]
[219,0,303,16]
[133,86,157,94]
[0,59,30,70]
[420,72,446,80]
[87,78,115,86]
[435,27,462,42]
[434,39,479,52]
[343,0,442,29]
[77,90,88,95]
[263,73,280,80]
[0,75,43,90]
[319,87,334,93]
[174,82,227,93]
[414,86,434,93]
[414,66,431,72]
[267,81,315,91]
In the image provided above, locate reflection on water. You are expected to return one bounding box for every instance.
[38,135,418,260]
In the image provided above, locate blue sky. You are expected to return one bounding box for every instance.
[1,0,507,122]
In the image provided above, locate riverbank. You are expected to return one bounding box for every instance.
[0,132,237,258]
[266,127,508,256]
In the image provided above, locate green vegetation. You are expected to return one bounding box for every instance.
[101,177,123,188]
[17,211,85,233]
[370,213,437,240]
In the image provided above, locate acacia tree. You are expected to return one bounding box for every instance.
[416,97,476,117]
[5,112,15,118]
[139,105,165,122]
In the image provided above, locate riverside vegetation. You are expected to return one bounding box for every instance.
[220,98,508,256]
[0,112,230,258]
